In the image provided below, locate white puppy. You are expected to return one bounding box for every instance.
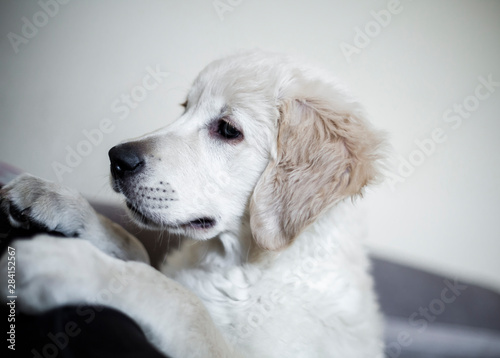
[1,51,385,357]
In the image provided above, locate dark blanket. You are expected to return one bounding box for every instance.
[2,304,168,358]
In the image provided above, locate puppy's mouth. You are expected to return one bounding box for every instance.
[182,217,217,230]
[125,201,217,231]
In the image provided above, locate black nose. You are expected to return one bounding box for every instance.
[108,143,145,180]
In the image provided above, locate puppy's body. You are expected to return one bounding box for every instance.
[1,51,385,357]
[166,201,382,357]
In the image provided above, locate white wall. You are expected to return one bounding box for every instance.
[1,0,499,291]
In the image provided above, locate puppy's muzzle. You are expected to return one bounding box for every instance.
[109,142,145,182]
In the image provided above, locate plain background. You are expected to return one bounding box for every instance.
[1,0,499,291]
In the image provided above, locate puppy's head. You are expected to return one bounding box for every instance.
[109,51,384,249]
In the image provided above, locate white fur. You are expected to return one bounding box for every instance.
[1,51,384,358]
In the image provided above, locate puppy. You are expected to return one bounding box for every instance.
[1,51,385,357]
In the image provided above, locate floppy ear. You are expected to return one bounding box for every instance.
[249,82,384,251]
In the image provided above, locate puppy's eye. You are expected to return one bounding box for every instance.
[217,120,242,140]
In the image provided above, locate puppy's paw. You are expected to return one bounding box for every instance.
[0,235,111,314]
[0,174,149,264]
[0,174,95,238]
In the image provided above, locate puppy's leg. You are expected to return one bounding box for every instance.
[0,173,149,263]
[1,235,240,358]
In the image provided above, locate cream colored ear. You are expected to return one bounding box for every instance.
[250,96,384,251]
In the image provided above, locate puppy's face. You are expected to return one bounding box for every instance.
[110,57,279,240]
[110,52,383,249]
